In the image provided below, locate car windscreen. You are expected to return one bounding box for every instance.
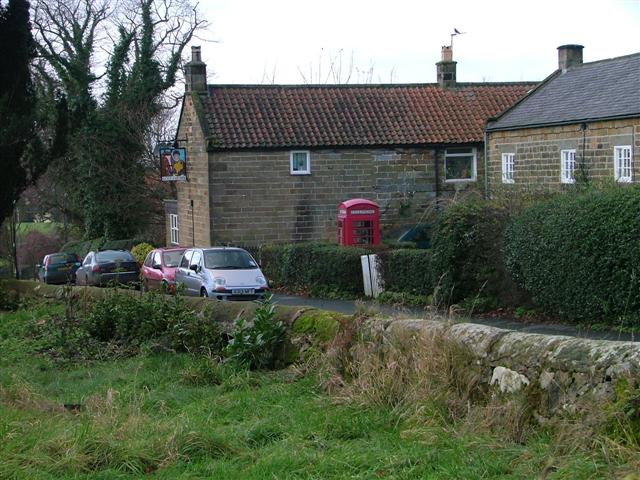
[49,253,77,264]
[96,251,134,262]
[163,250,185,267]
[203,250,258,269]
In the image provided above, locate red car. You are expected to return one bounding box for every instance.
[140,247,186,292]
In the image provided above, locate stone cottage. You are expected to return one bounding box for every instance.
[485,45,640,196]
[165,46,535,247]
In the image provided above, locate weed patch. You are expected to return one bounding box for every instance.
[225,294,287,369]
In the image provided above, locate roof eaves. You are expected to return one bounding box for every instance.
[206,140,485,153]
[174,95,187,145]
[486,112,640,132]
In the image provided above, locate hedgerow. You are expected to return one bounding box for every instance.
[261,243,369,297]
[377,249,433,296]
[61,237,155,259]
[430,200,517,305]
[504,187,640,325]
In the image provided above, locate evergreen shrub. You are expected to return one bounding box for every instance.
[131,242,155,264]
[504,187,640,325]
[430,200,517,305]
[377,249,433,295]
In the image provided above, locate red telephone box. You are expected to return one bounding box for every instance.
[338,199,381,246]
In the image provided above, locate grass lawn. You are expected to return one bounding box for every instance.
[15,222,62,242]
[0,304,630,479]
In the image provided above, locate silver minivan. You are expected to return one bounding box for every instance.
[174,247,269,300]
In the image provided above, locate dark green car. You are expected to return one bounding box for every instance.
[37,253,82,284]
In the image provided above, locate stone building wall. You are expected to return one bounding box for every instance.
[206,146,484,245]
[169,96,487,247]
[486,118,640,196]
[175,95,211,247]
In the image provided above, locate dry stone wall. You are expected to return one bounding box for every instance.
[389,319,640,416]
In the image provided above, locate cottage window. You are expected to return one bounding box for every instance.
[444,147,476,182]
[169,214,179,245]
[290,151,311,175]
[614,146,632,183]
[560,149,576,184]
[502,153,515,184]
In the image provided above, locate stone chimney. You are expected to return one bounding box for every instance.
[436,45,457,88]
[184,46,207,93]
[557,44,584,72]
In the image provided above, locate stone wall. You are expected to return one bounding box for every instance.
[175,95,211,247]
[390,319,640,415]
[206,146,484,245]
[486,118,640,196]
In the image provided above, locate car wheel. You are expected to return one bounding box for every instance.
[200,288,208,298]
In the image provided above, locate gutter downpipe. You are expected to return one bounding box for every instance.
[483,128,489,199]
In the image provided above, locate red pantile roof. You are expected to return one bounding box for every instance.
[200,83,536,150]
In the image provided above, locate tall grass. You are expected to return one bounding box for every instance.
[1,302,639,478]
[314,315,640,475]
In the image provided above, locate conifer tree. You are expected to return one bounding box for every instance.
[0,0,47,226]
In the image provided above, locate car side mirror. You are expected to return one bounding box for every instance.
[152,263,162,270]
[189,264,199,272]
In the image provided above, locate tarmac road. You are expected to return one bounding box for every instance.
[271,293,639,343]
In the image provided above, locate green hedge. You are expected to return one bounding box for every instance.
[504,187,640,325]
[261,243,369,297]
[378,249,433,295]
[61,237,155,258]
[430,200,519,305]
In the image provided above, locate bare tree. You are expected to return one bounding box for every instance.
[31,0,208,239]
[297,49,389,85]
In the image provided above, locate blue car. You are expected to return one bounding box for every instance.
[37,253,82,284]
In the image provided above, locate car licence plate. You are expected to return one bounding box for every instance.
[232,288,255,295]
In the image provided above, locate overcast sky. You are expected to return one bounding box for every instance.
[191,0,640,85]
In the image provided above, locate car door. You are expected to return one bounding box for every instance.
[76,253,93,286]
[185,250,203,296]
[192,250,209,295]
[175,250,193,295]
[144,251,164,290]
[152,251,165,289]
[38,255,48,282]
[141,251,153,289]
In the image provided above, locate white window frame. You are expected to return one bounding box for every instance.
[501,153,515,184]
[169,213,179,245]
[290,150,311,175]
[560,149,576,184]
[614,145,632,183]
[444,147,477,182]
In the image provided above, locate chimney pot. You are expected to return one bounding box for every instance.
[557,44,584,72]
[192,45,202,63]
[441,45,453,62]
